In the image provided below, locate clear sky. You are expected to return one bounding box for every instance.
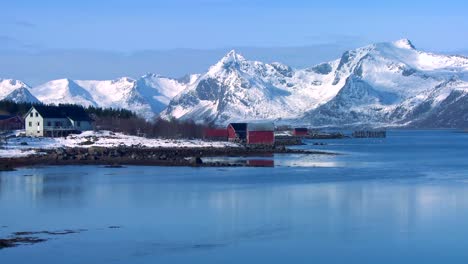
[3,0,468,51]
[1,0,468,84]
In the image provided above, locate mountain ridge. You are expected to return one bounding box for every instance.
[2,39,468,128]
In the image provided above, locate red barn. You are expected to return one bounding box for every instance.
[227,123,247,142]
[0,115,24,131]
[247,122,275,145]
[292,127,308,136]
[204,128,228,141]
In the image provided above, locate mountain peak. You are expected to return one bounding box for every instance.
[142,73,162,79]
[113,77,136,84]
[219,49,246,64]
[0,78,29,89]
[54,78,74,85]
[393,38,416,50]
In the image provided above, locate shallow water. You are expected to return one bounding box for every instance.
[1,130,468,263]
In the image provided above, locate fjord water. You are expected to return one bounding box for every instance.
[1,130,468,263]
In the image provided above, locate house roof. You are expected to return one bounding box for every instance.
[32,105,92,121]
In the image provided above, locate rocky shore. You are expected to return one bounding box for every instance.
[0,145,334,169]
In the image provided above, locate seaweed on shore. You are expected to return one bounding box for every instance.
[0,237,47,249]
[0,229,87,249]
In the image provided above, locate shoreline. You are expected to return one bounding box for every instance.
[0,145,335,170]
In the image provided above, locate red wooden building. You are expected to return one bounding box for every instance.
[227,122,275,145]
[203,128,228,141]
[0,115,24,131]
[227,123,247,142]
[292,127,308,136]
[246,122,275,145]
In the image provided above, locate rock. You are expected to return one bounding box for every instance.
[88,147,101,156]
[56,148,66,155]
[190,156,203,166]
[0,164,15,171]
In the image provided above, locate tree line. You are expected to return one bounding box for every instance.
[0,100,210,139]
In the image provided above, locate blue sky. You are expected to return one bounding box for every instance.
[1,0,468,84]
[3,0,468,51]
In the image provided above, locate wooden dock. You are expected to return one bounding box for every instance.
[352,130,386,138]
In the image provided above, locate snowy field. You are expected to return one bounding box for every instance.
[0,131,241,158]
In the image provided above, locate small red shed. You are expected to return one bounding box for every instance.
[0,115,24,131]
[293,127,308,136]
[204,128,228,141]
[247,122,275,145]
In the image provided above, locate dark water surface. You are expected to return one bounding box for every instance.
[1,130,468,263]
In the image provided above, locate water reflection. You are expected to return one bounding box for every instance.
[202,156,275,167]
[202,154,344,168]
[0,168,86,206]
[1,130,468,263]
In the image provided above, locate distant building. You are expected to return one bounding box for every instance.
[246,122,275,145]
[228,122,275,145]
[292,127,308,136]
[203,128,228,141]
[0,115,24,131]
[24,105,93,137]
[227,123,247,143]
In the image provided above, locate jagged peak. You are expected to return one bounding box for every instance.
[0,78,30,88]
[141,73,162,79]
[219,49,246,64]
[113,76,136,84]
[392,38,416,50]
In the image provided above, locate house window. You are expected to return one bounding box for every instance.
[47,122,51,127]
[37,122,40,126]
[35,112,38,117]
[29,122,32,127]
[30,112,33,117]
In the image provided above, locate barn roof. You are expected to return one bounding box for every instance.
[247,122,274,132]
[32,105,92,121]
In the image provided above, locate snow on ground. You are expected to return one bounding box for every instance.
[0,131,241,158]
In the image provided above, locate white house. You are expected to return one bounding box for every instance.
[24,105,93,137]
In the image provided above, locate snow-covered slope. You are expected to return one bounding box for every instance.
[0,79,40,103]
[303,39,468,127]
[160,50,343,124]
[162,39,468,127]
[33,78,97,107]
[29,75,190,119]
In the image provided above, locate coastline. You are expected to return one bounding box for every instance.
[0,145,335,170]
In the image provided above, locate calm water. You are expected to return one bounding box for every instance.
[1,130,468,263]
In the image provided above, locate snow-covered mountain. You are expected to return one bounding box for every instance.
[302,39,468,127]
[33,79,97,107]
[29,74,191,120]
[0,79,40,103]
[162,39,468,128]
[2,39,468,128]
[160,50,342,124]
